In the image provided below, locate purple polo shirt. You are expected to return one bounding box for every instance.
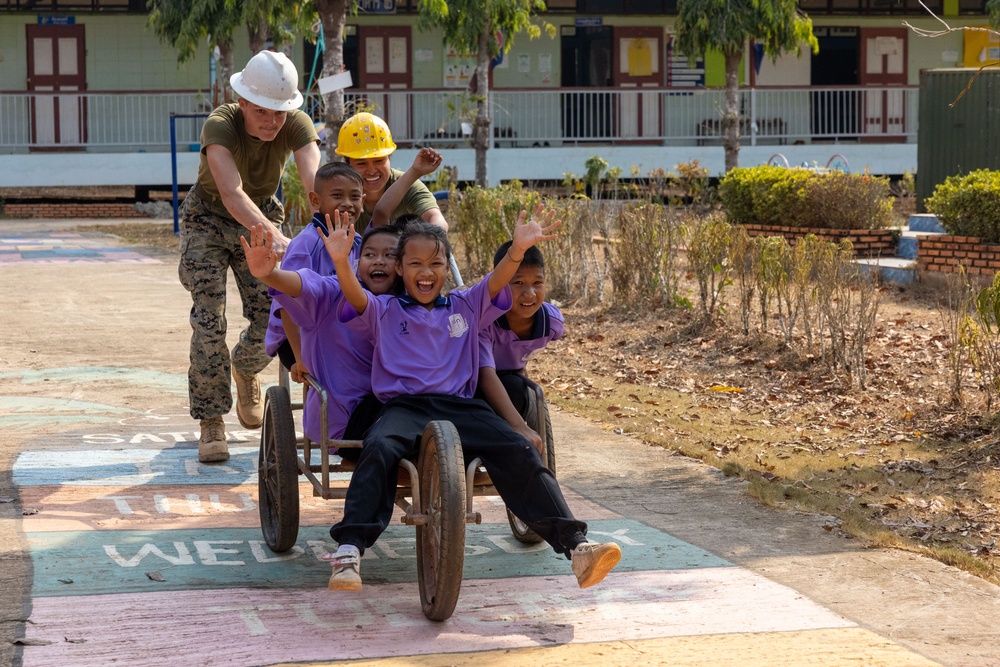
[265,213,361,356]
[340,276,512,402]
[271,269,374,441]
[484,302,565,372]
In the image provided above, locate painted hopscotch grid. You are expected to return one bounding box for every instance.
[0,231,160,264]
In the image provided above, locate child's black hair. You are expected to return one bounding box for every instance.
[391,213,424,229]
[361,223,402,250]
[398,221,452,261]
[314,162,363,190]
[493,240,544,270]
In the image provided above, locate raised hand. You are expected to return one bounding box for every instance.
[412,147,444,177]
[241,224,279,279]
[511,203,561,255]
[319,209,357,264]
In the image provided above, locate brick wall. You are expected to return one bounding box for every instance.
[2,202,137,218]
[917,235,1000,276]
[739,224,896,258]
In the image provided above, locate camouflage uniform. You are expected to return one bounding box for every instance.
[178,188,284,420]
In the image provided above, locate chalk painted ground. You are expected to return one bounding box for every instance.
[13,416,941,667]
[0,231,160,264]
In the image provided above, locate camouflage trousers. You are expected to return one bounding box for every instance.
[178,189,284,420]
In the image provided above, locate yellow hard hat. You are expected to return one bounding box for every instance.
[335,112,397,160]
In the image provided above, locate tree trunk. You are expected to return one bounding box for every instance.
[217,40,235,106]
[316,0,349,162]
[473,28,492,187]
[247,21,268,55]
[723,49,742,173]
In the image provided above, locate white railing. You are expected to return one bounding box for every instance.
[0,91,214,150]
[0,85,918,152]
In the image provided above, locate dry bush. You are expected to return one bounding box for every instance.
[813,241,881,388]
[451,180,541,279]
[686,212,736,319]
[609,203,686,310]
[940,268,977,406]
[966,272,1000,412]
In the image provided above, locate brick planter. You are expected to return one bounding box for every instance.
[739,224,896,258]
[2,202,138,219]
[917,235,1000,276]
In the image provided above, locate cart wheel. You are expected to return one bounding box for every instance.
[258,385,300,553]
[506,386,556,544]
[416,420,466,622]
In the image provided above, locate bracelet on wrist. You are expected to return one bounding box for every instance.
[507,248,524,263]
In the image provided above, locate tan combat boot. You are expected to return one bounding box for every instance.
[198,416,229,463]
[232,367,263,429]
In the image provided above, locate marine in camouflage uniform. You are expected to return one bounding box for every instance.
[180,51,320,463]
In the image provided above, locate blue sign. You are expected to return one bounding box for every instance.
[38,15,75,25]
[575,17,603,27]
[357,0,396,13]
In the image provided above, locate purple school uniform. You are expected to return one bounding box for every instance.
[264,213,361,356]
[271,269,373,441]
[485,302,565,372]
[340,277,512,402]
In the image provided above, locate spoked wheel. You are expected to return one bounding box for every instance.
[506,386,556,544]
[258,385,300,552]
[415,420,466,622]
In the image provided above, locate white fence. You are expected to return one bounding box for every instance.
[0,85,918,153]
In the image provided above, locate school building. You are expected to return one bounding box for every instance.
[0,0,993,189]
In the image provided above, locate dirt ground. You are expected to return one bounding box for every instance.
[2,219,1000,666]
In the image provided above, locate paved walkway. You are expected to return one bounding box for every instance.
[1,223,998,667]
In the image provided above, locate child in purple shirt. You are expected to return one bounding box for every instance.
[244,222,403,444]
[321,211,622,592]
[481,241,565,419]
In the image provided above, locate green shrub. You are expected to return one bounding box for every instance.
[719,166,893,230]
[926,169,1000,242]
[281,160,312,236]
[719,165,813,228]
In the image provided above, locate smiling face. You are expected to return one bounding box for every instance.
[309,173,364,225]
[347,156,392,205]
[358,232,399,296]
[397,235,449,308]
[238,99,287,142]
[507,264,547,326]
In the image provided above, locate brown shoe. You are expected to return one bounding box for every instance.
[232,367,263,429]
[198,416,229,463]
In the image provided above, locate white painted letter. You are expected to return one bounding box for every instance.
[104,495,142,515]
[194,540,245,565]
[104,542,194,567]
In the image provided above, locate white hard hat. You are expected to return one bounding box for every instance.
[230,51,303,111]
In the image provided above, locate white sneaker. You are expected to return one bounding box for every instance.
[571,542,622,589]
[323,550,362,591]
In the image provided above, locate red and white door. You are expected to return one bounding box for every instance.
[860,27,907,138]
[357,26,412,140]
[27,24,87,149]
